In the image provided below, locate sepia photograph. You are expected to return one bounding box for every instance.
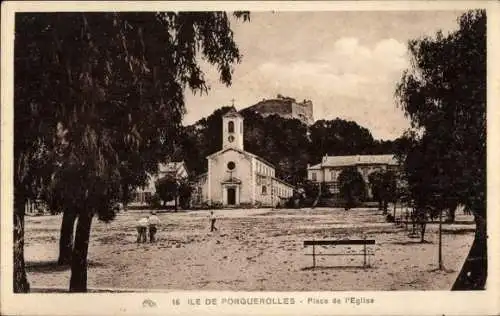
[1,1,499,315]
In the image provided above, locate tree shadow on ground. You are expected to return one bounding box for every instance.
[442,228,475,234]
[445,220,475,225]
[31,287,135,293]
[391,240,434,245]
[26,260,105,273]
[301,265,376,271]
[428,267,455,273]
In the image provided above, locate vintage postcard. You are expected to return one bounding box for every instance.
[1,1,499,315]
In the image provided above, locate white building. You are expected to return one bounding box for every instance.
[307,154,399,197]
[134,161,189,204]
[192,107,294,208]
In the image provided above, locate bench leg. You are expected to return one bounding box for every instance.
[313,244,316,268]
[363,243,367,267]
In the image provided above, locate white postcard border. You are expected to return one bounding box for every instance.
[1,1,499,315]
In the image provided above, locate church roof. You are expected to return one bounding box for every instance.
[272,176,295,189]
[308,154,398,169]
[223,106,243,118]
[207,147,275,169]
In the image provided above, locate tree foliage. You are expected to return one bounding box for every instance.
[395,10,486,290]
[156,176,178,205]
[308,119,376,163]
[154,175,192,210]
[338,167,366,209]
[15,11,248,292]
[302,180,320,200]
[368,170,397,213]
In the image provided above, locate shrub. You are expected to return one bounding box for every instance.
[146,193,161,208]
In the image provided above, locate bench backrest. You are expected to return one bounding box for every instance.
[304,239,375,246]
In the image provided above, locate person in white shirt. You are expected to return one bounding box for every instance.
[136,217,148,243]
[148,211,161,243]
[209,210,218,232]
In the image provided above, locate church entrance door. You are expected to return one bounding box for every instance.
[227,187,236,205]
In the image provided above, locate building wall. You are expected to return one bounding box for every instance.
[194,155,293,208]
[291,100,314,125]
[134,164,188,204]
[208,150,254,205]
[254,174,294,207]
[307,163,397,198]
[308,168,323,182]
[249,99,293,117]
[255,159,275,178]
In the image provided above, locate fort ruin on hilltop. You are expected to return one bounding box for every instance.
[244,94,314,125]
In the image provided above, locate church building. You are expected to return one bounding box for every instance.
[192,107,294,208]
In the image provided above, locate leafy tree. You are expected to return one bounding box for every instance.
[368,170,397,213]
[302,180,320,200]
[368,171,384,210]
[338,167,366,209]
[395,10,486,289]
[243,113,310,184]
[146,193,162,208]
[308,119,377,163]
[14,11,249,292]
[155,175,179,209]
[178,181,194,209]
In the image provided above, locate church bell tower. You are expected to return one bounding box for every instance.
[222,106,244,151]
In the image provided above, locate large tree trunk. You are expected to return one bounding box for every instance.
[58,210,77,265]
[452,211,487,290]
[69,211,93,292]
[13,189,30,293]
[122,183,130,206]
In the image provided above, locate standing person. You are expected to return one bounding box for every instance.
[148,211,161,243]
[136,216,148,243]
[209,210,218,232]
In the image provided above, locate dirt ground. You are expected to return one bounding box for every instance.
[24,207,474,291]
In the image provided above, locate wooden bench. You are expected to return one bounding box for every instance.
[303,238,375,268]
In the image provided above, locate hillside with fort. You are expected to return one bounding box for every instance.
[175,99,403,185]
[244,94,314,126]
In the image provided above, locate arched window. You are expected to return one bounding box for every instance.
[228,121,234,133]
[262,186,267,195]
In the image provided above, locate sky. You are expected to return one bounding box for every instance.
[183,11,465,140]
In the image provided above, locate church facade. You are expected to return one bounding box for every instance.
[192,108,294,208]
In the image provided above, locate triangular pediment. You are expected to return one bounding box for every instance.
[207,147,252,160]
